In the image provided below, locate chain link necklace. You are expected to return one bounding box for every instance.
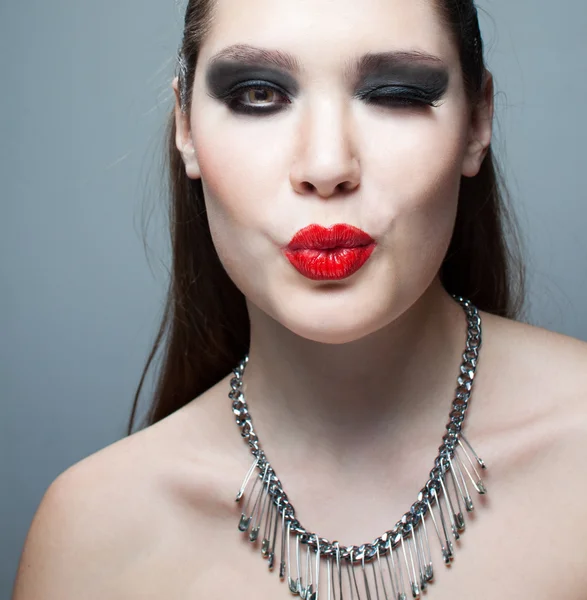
[229,296,487,599]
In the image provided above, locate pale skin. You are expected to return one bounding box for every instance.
[12,0,587,598]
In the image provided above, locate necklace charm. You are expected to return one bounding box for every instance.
[230,296,487,599]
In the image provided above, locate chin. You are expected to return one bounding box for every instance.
[272,296,394,345]
[286,320,377,345]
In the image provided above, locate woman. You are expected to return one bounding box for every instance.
[12,0,587,598]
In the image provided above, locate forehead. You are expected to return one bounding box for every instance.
[200,0,458,70]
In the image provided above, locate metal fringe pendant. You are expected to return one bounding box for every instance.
[231,296,486,599]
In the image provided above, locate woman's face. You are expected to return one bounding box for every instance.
[175,0,491,344]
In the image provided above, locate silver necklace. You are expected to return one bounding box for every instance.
[230,296,487,599]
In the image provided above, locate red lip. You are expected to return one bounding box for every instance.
[284,223,376,280]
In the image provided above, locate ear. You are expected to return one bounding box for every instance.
[461,69,494,178]
[172,77,201,180]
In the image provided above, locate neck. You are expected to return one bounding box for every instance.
[241,278,469,468]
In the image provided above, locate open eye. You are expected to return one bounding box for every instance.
[243,87,279,105]
[224,83,291,115]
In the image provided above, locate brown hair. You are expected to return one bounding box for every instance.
[127,0,526,435]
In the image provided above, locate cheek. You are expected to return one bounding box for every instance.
[192,115,279,226]
[191,125,278,298]
[356,112,467,300]
[392,129,464,245]
[363,111,466,236]
[365,109,466,208]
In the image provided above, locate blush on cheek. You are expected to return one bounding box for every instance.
[196,154,264,285]
[197,158,244,231]
[407,145,463,212]
[194,126,267,221]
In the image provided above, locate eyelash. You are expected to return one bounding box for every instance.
[220,81,441,116]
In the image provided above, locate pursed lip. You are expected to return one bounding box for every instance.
[286,223,375,250]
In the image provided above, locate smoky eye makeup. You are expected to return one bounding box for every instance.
[206,62,299,99]
[354,65,450,107]
[204,55,450,115]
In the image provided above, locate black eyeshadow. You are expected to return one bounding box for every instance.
[356,65,449,100]
[204,47,450,108]
[206,61,300,99]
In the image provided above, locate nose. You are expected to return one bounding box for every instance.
[289,97,361,198]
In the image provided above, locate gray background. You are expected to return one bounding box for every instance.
[1,0,585,595]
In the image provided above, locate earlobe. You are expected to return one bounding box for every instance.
[182,144,201,180]
[172,77,202,180]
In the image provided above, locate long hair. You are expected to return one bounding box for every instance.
[127,0,526,434]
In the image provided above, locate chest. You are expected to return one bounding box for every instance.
[114,419,586,600]
[113,490,582,600]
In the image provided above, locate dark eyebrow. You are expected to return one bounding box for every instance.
[208,44,303,75]
[344,50,447,83]
[207,43,447,83]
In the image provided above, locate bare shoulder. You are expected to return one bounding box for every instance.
[12,425,169,599]
[12,377,241,600]
[466,312,587,576]
[475,310,587,519]
[474,310,587,452]
[479,310,587,420]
